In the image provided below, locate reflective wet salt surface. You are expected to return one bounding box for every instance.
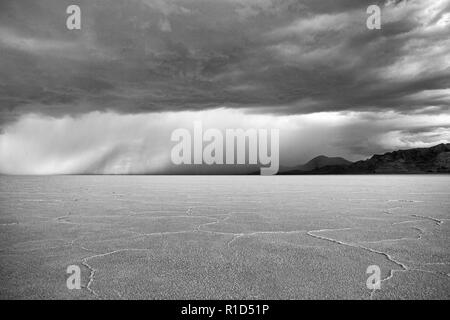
[0,175,449,299]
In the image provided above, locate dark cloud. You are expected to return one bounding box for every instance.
[0,0,449,124]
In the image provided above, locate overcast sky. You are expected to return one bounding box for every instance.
[0,0,449,174]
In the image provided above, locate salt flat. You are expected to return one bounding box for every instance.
[0,175,449,299]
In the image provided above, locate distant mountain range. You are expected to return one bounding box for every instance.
[281,143,450,174]
[158,143,450,175]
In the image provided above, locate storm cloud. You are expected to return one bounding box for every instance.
[1,0,449,121]
[0,0,449,174]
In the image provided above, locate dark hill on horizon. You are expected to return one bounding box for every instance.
[279,155,353,173]
[282,143,450,174]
